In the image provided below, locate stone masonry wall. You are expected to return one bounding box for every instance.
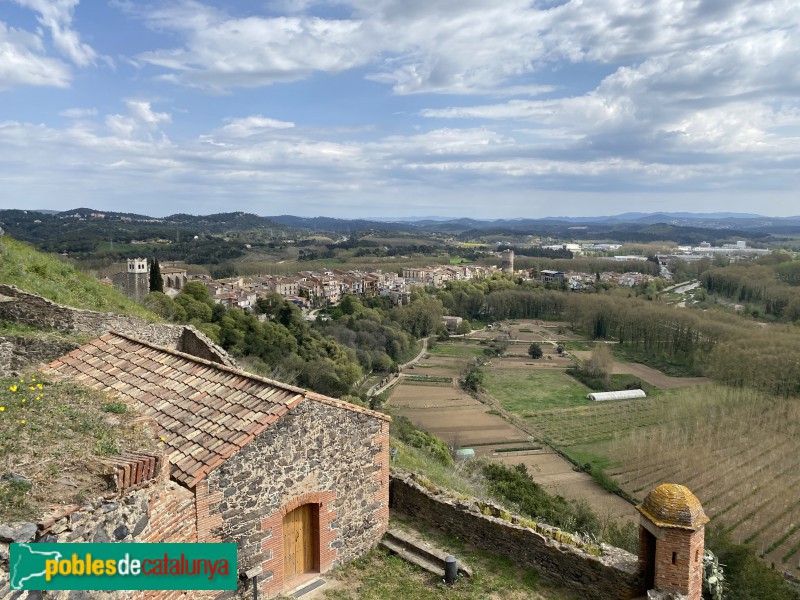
[0,335,79,376]
[391,469,642,600]
[0,463,206,599]
[0,284,236,369]
[204,398,390,599]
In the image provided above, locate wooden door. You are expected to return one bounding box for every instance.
[283,504,317,581]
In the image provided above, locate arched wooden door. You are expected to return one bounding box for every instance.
[283,504,319,581]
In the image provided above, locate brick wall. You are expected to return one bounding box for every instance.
[650,526,704,599]
[204,399,389,599]
[391,469,642,600]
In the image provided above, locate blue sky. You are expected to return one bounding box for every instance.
[1,0,799,218]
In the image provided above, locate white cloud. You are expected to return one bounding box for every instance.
[0,21,71,89]
[135,1,370,90]
[216,116,296,138]
[60,107,97,118]
[14,0,99,66]
[104,100,172,140]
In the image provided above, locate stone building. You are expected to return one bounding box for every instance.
[161,267,188,291]
[636,483,708,600]
[45,332,390,598]
[110,258,150,302]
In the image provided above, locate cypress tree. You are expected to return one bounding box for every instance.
[149,258,164,293]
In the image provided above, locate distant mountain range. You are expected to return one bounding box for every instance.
[3,208,800,251]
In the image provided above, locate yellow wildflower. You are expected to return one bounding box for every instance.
[19,419,25,424]
[37,384,43,390]
[29,386,35,391]
[9,385,17,392]
[21,399,26,403]
[31,377,36,382]
[0,406,5,412]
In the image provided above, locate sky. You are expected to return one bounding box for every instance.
[1,0,799,219]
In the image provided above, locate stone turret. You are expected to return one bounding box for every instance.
[636,484,708,600]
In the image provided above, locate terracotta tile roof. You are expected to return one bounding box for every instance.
[44,332,388,488]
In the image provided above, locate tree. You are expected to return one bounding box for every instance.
[456,319,472,335]
[149,258,163,293]
[528,342,543,359]
[588,343,613,388]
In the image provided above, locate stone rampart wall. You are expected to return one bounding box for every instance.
[0,284,236,370]
[390,469,642,600]
[0,335,79,376]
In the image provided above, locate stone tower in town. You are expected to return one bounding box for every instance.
[501,250,514,274]
[636,483,708,600]
[111,258,150,302]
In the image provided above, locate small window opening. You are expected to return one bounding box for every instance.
[696,549,700,562]
[672,552,677,565]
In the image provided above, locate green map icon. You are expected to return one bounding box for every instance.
[10,543,63,590]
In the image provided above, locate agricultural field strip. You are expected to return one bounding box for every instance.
[723,465,800,534]
[610,446,732,488]
[696,438,796,512]
[682,435,792,501]
[392,401,483,410]
[607,441,734,478]
[530,405,668,445]
[613,436,800,568]
[619,436,788,494]
[740,481,800,551]
[621,436,791,498]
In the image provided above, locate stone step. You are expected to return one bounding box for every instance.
[380,528,472,578]
[380,537,446,578]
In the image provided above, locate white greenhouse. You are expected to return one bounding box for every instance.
[587,389,647,401]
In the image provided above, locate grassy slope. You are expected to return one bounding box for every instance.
[0,236,157,319]
[0,376,157,520]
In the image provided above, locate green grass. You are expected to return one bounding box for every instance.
[391,438,483,498]
[0,376,157,520]
[483,369,591,412]
[404,375,453,384]
[611,343,700,378]
[397,339,425,364]
[529,400,665,447]
[0,236,157,319]
[324,521,577,600]
[427,343,484,359]
[560,341,593,351]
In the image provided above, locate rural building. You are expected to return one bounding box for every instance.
[540,269,565,283]
[441,315,463,332]
[636,484,708,600]
[45,332,390,598]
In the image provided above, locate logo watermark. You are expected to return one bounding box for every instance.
[10,543,237,591]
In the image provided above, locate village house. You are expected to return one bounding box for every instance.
[44,332,390,598]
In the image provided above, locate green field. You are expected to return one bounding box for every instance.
[527,400,665,447]
[483,369,591,412]
[427,343,484,359]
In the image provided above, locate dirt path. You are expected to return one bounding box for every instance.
[571,351,709,389]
